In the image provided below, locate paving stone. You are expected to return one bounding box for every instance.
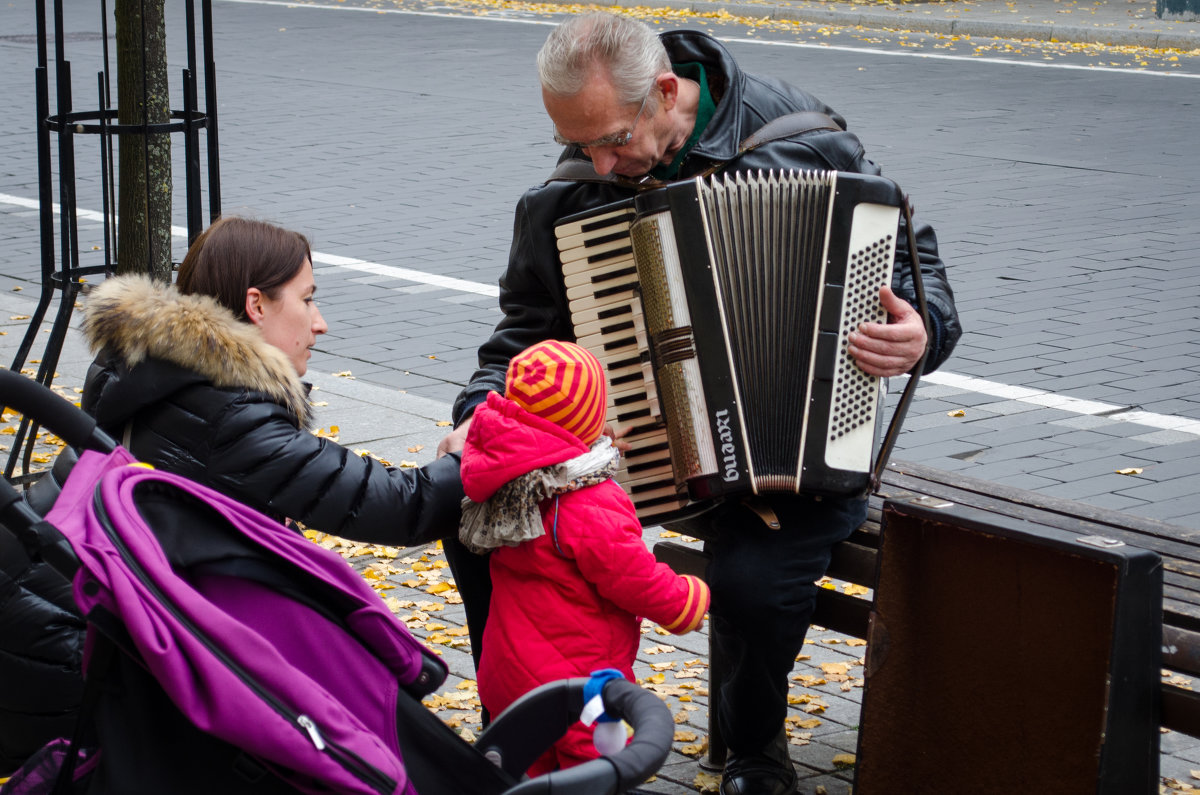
[989,472,1071,490]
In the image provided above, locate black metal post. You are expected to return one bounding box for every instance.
[6,0,222,484]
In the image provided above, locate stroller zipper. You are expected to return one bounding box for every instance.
[298,715,327,750]
[90,485,398,795]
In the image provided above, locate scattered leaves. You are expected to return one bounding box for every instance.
[313,425,340,441]
[679,735,708,757]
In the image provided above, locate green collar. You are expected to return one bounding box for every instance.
[650,62,716,182]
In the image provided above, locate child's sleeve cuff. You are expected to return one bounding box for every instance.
[660,574,710,635]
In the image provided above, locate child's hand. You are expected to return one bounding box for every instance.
[604,423,632,455]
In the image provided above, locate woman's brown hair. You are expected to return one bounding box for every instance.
[176,216,312,320]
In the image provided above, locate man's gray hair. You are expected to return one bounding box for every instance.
[536,12,671,106]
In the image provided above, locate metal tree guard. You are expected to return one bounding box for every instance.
[7,0,221,483]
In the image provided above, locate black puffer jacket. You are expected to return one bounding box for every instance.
[81,275,463,546]
[0,453,84,773]
[452,29,960,426]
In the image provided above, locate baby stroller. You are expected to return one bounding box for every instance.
[0,369,673,794]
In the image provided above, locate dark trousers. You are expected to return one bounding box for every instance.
[696,494,867,755]
[442,536,493,723]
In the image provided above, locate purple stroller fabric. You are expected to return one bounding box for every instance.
[44,448,440,795]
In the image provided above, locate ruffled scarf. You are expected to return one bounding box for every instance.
[459,436,620,554]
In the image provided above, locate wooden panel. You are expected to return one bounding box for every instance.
[856,500,1162,795]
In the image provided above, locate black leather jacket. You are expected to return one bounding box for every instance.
[452,30,960,427]
[81,276,463,547]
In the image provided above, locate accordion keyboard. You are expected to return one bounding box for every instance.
[556,204,690,522]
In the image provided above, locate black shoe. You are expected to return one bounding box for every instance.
[720,732,797,795]
[719,755,797,795]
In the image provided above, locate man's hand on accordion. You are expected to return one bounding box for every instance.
[846,286,928,378]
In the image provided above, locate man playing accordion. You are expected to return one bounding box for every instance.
[440,12,961,794]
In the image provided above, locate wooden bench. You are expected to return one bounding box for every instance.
[654,458,1200,766]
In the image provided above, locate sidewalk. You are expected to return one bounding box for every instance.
[602,0,1200,49]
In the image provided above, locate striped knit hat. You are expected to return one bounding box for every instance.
[505,340,608,445]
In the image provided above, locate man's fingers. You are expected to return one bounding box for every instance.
[436,418,472,458]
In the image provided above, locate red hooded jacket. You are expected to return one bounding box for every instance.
[462,392,709,772]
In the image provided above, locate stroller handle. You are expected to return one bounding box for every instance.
[0,368,118,453]
[0,368,115,579]
[500,677,674,795]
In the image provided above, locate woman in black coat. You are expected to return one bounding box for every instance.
[81,216,462,543]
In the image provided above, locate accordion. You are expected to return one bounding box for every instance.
[555,169,913,522]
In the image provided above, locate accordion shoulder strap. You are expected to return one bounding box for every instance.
[546,111,844,188]
[737,110,844,152]
[548,158,621,185]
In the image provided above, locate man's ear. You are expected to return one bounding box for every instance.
[656,71,680,110]
[245,287,265,326]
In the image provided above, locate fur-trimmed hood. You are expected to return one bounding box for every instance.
[82,275,312,425]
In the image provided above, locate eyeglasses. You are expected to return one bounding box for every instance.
[553,87,653,149]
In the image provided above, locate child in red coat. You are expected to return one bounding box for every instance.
[459,340,710,776]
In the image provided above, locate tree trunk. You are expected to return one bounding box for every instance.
[115,0,172,281]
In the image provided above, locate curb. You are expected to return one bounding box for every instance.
[598,0,1200,50]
